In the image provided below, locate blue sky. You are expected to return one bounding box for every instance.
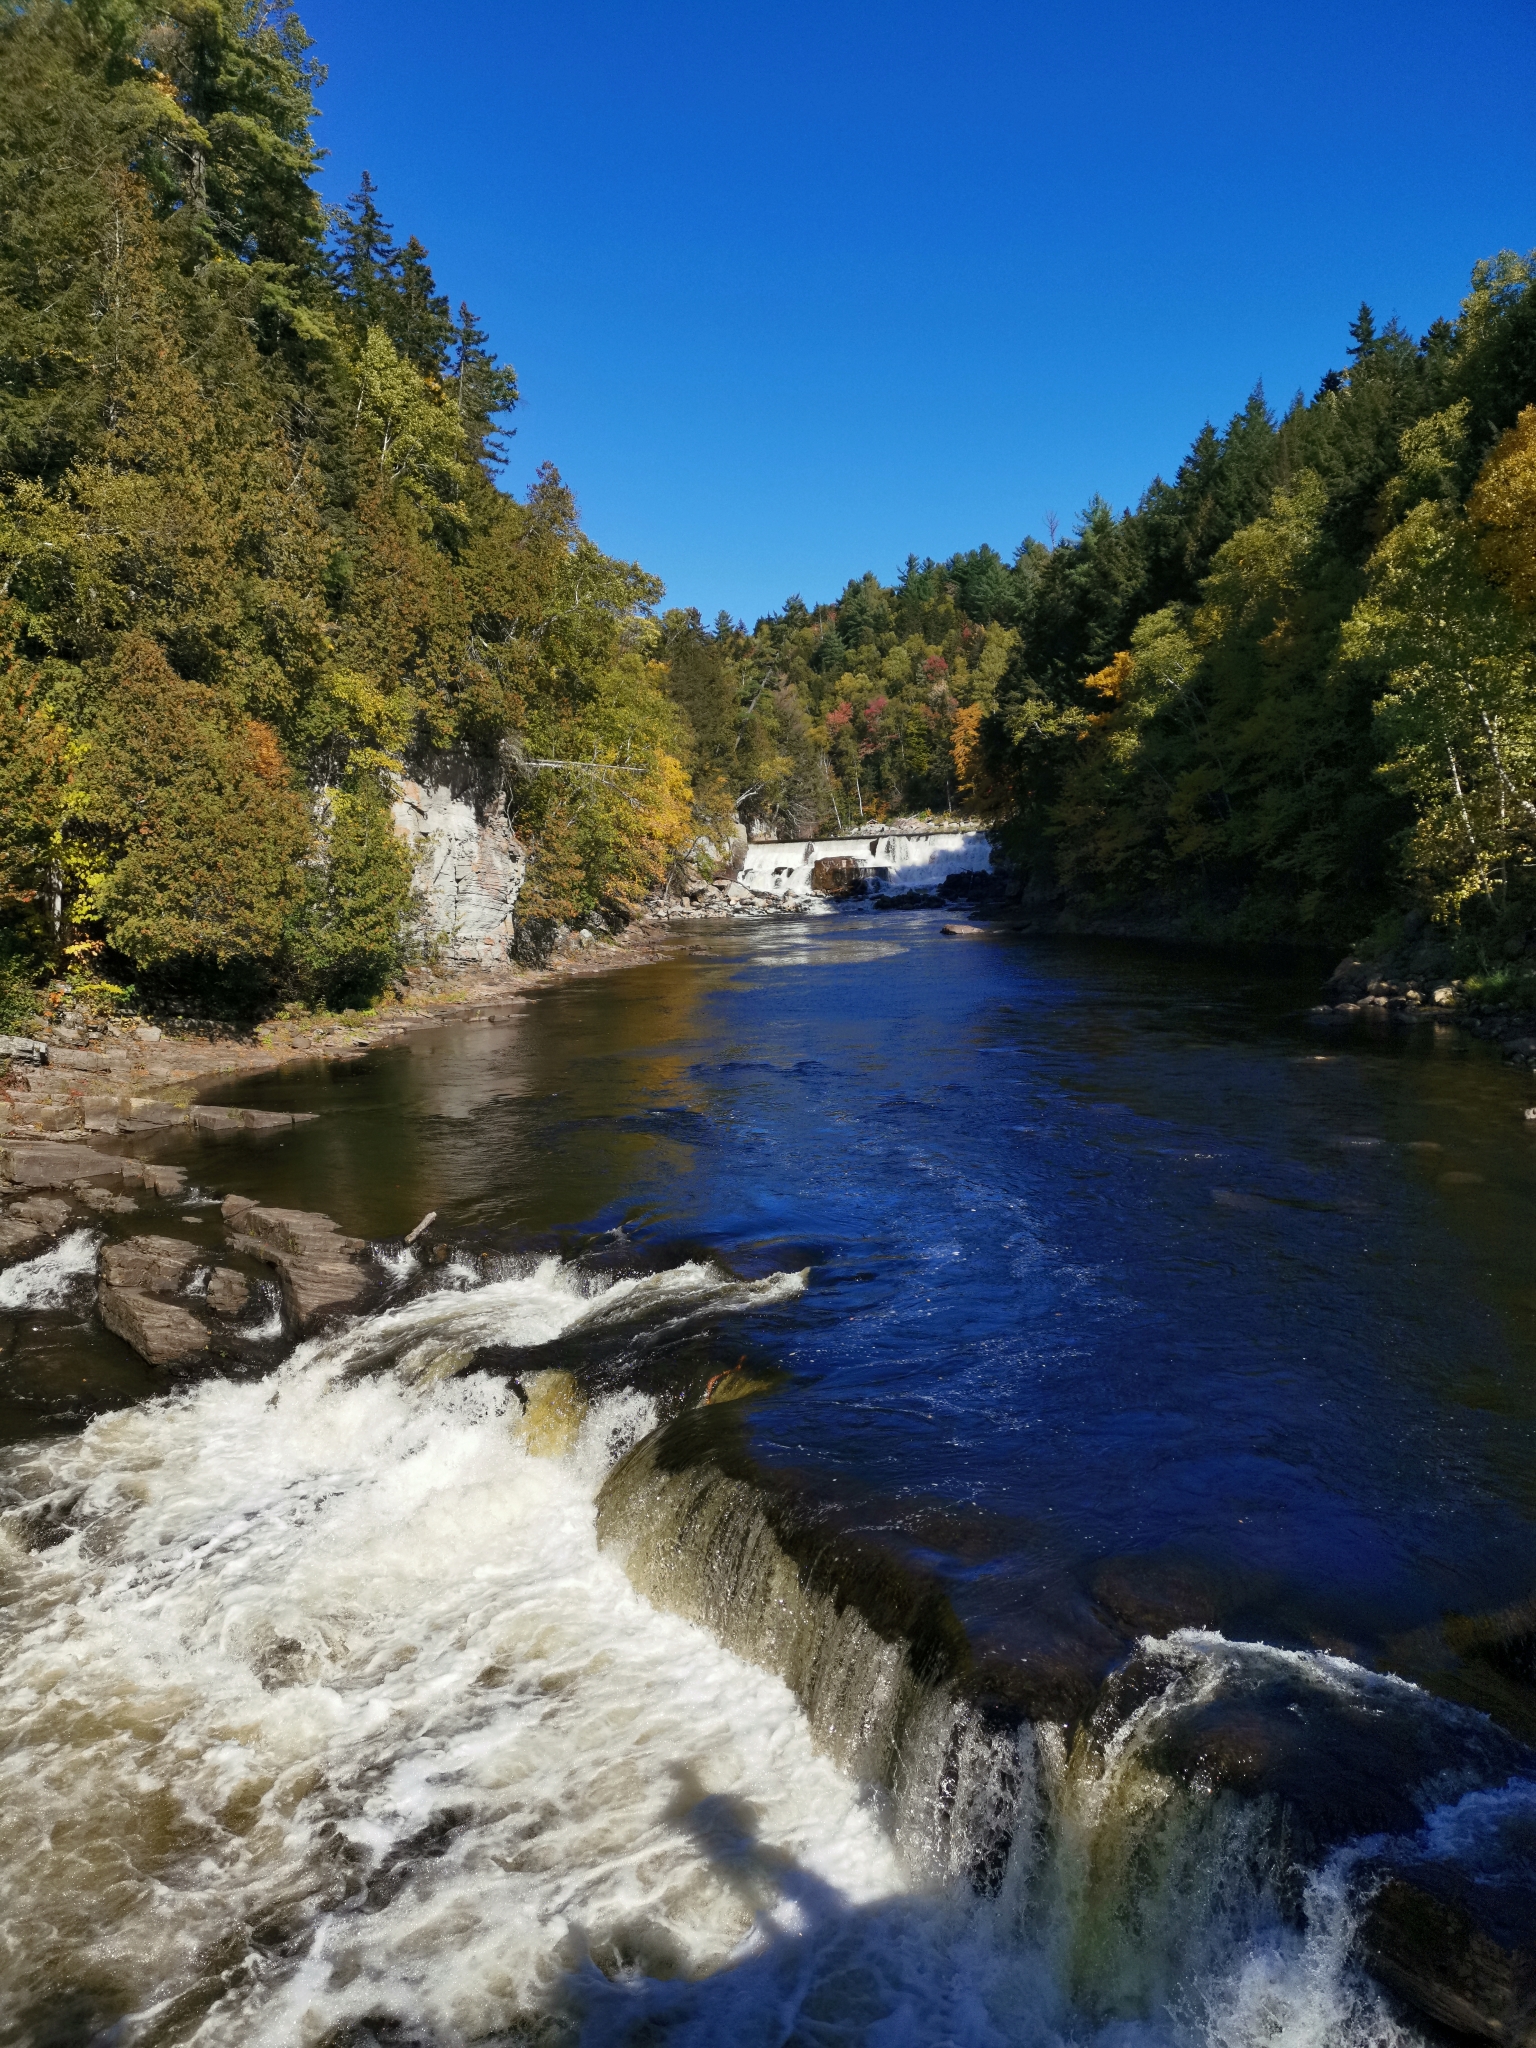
[300,0,1535,624]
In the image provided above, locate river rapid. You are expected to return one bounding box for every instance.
[2,912,1534,2045]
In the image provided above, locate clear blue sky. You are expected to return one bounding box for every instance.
[300,0,1535,625]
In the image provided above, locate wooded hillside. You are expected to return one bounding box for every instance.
[3,0,1534,1019]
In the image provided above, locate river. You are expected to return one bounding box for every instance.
[2,910,1534,2045]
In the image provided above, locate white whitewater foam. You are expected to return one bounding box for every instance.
[0,1261,1437,2047]
[740,828,993,901]
[0,1227,98,1310]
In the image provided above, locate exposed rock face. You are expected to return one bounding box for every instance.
[392,760,526,966]
[98,1287,209,1366]
[223,1195,368,1326]
[100,1235,200,1294]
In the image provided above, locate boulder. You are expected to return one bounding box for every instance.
[10,1196,71,1230]
[225,1201,368,1326]
[0,1035,47,1064]
[100,1235,200,1294]
[811,856,866,897]
[206,1267,250,1316]
[98,1286,209,1365]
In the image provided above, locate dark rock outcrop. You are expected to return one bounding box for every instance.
[1359,1860,1536,2044]
[811,857,866,897]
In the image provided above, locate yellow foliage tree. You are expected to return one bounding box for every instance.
[1468,405,1536,612]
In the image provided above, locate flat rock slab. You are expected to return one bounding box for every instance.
[941,923,988,935]
[0,1141,127,1188]
[101,1235,201,1294]
[0,1216,50,1262]
[192,1106,318,1134]
[99,1285,209,1366]
[0,1036,47,1064]
[222,1196,367,1326]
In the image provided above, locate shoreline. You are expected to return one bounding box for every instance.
[0,918,703,1145]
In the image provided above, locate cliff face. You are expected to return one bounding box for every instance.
[392,761,526,967]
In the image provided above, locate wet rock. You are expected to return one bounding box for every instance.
[1090,1553,1226,1636]
[225,1201,368,1326]
[206,1267,250,1316]
[1359,1862,1536,2044]
[811,856,866,897]
[100,1235,201,1294]
[0,1140,127,1188]
[0,1215,49,1261]
[98,1286,209,1365]
[141,1163,187,1197]
[1126,1650,1531,1872]
[77,1187,138,1214]
[191,1105,315,1133]
[1444,1596,1536,1689]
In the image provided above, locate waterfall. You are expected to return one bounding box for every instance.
[739,828,997,901]
[1,1248,1523,2043]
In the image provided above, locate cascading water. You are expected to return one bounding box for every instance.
[3,1246,1516,2046]
[738,829,995,901]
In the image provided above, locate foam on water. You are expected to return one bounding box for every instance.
[0,1227,99,1310]
[0,1257,882,2047]
[0,1258,1438,2046]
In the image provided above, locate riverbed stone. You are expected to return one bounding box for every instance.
[225,1202,368,1326]
[100,1235,201,1294]
[98,1285,209,1366]
[205,1267,250,1316]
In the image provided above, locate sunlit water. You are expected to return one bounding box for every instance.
[2,913,1534,2043]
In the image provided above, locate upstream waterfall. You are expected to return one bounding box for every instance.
[738,828,995,900]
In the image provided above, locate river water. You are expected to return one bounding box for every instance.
[2,911,1534,2045]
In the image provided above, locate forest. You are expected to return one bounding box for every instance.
[2,0,1535,1019]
